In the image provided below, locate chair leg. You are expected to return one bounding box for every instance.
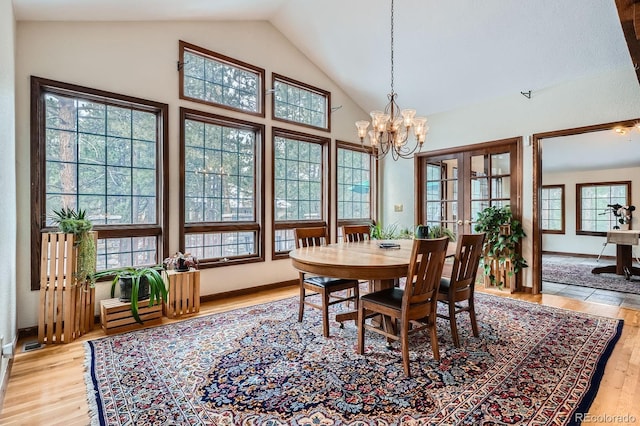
[448,301,460,347]
[401,320,411,377]
[357,304,365,354]
[469,299,479,338]
[322,289,330,337]
[298,284,305,323]
[430,318,440,361]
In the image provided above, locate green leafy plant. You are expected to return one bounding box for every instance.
[51,207,96,288]
[427,225,456,241]
[474,205,528,287]
[370,223,413,240]
[92,266,168,324]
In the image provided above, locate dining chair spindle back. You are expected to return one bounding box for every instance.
[437,233,485,347]
[357,236,449,377]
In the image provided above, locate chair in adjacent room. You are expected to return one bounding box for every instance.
[437,233,485,347]
[342,224,371,242]
[357,237,449,377]
[294,227,360,337]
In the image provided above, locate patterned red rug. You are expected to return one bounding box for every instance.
[85,293,622,425]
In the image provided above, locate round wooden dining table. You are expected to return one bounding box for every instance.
[290,239,418,290]
[289,239,455,323]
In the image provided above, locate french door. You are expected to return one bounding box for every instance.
[416,138,522,247]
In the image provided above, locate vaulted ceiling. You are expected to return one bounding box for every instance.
[11,0,640,171]
[13,0,636,117]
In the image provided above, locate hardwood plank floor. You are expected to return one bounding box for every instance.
[1,285,638,425]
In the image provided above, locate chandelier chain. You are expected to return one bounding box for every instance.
[354,0,428,160]
[390,0,395,95]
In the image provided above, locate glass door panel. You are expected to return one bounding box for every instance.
[491,176,511,199]
[418,139,520,287]
[424,158,459,236]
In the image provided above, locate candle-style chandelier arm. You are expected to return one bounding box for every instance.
[354,0,429,161]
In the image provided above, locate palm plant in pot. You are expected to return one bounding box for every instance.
[92,265,168,324]
[51,207,97,288]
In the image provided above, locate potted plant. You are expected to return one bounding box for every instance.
[92,266,168,324]
[163,252,198,272]
[474,205,528,287]
[51,207,97,288]
[427,225,456,241]
[370,223,413,240]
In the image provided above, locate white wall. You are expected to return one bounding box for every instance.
[542,167,640,256]
[381,67,640,288]
[0,0,17,391]
[15,21,367,329]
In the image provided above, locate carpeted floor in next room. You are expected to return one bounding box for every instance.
[542,254,640,309]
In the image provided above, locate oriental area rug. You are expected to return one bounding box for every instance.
[542,259,640,295]
[85,293,622,426]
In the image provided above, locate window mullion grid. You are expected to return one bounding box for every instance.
[200,123,207,223]
[129,108,134,225]
[74,98,80,210]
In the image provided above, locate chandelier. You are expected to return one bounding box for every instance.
[355,0,429,160]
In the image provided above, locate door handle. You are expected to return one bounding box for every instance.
[457,220,463,226]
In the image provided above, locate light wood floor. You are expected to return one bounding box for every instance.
[1,285,639,425]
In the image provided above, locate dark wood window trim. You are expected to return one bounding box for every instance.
[576,181,631,237]
[272,127,331,260]
[541,184,565,234]
[271,73,331,132]
[334,141,377,236]
[179,107,265,269]
[179,40,266,118]
[30,76,169,290]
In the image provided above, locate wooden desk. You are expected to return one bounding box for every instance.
[289,239,455,322]
[592,230,640,280]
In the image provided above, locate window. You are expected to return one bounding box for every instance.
[577,181,630,235]
[336,142,376,239]
[31,76,168,290]
[181,108,264,267]
[179,40,265,117]
[273,128,329,258]
[272,73,330,131]
[541,185,565,234]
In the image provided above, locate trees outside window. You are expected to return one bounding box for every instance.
[336,142,375,240]
[181,108,264,267]
[179,40,265,117]
[272,128,329,258]
[577,181,630,235]
[31,76,168,290]
[272,73,330,131]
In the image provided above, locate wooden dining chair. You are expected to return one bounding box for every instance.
[437,233,485,347]
[342,224,372,300]
[294,227,360,337]
[357,237,449,377]
[342,224,371,242]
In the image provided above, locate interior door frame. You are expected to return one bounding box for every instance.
[531,118,639,294]
[416,136,524,289]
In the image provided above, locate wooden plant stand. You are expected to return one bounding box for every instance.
[38,233,96,344]
[100,298,163,335]
[164,270,201,318]
[483,256,515,292]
